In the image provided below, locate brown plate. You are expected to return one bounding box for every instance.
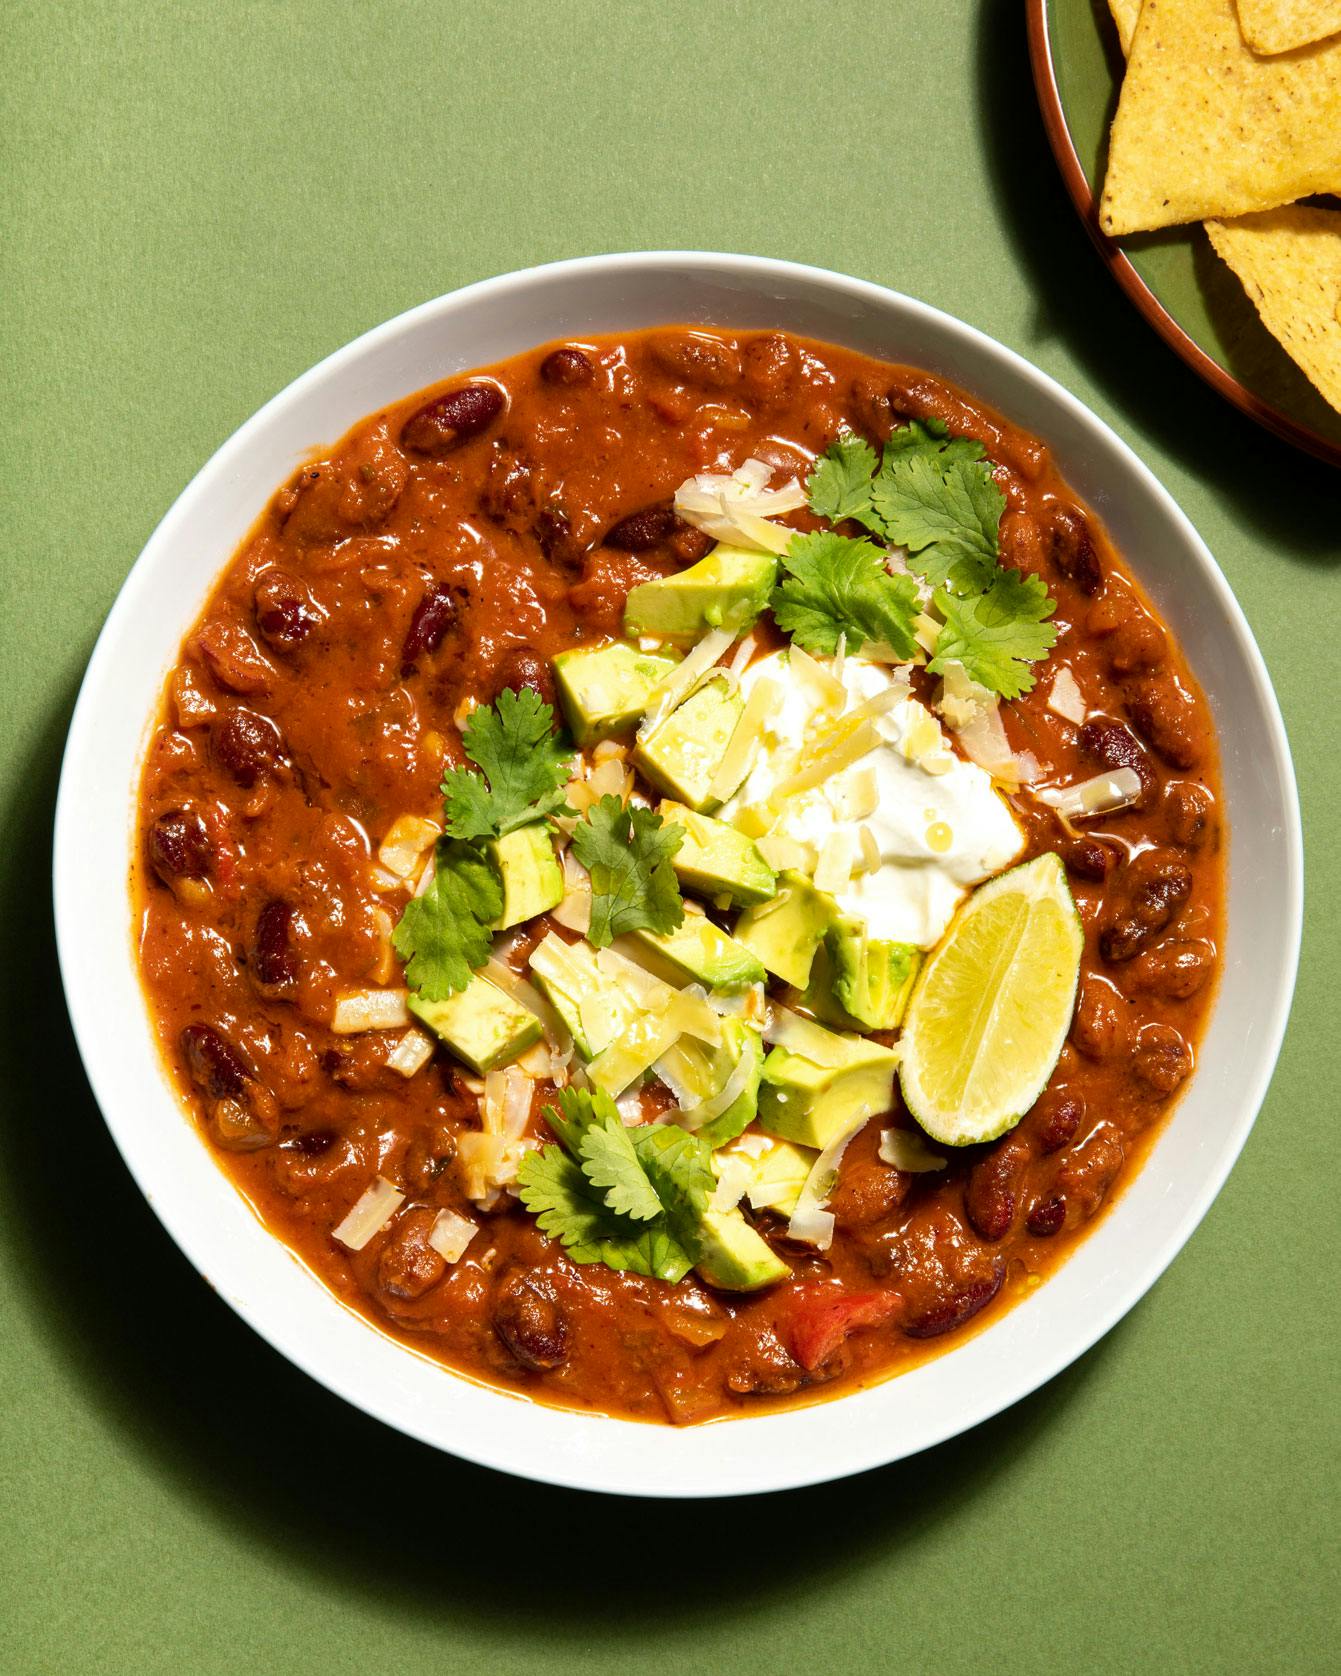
[1027,0,1341,469]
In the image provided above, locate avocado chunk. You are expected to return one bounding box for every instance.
[552,641,680,746]
[659,800,777,906]
[409,975,542,1075]
[623,545,778,641]
[489,824,563,930]
[692,1206,790,1291]
[633,677,743,812]
[735,871,834,989]
[740,1137,817,1216]
[659,1018,764,1149]
[803,916,922,1033]
[627,912,765,992]
[527,934,643,1060]
[758,1034,898,1151]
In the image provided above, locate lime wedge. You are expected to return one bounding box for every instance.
[898,853,1082,1147]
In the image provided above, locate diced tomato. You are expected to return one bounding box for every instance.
[784,1286,902,1372]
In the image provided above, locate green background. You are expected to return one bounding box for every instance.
[2,3,1336,1671]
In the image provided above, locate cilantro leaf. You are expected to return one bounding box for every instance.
[443,687,574,841]
[806,432,878,524]
[928,571,1058,699]
[580,1114,664,1222]
[570,795,685,948]
[516,1145,694,1281]
[882,416,989,469]
[632,1125,716,1225]
[391,838,503,1000]
[542,1084,618,1156]
[773,531,921,660]
[870,447,1006,595]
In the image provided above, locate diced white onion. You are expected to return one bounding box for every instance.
[1047,666,1087,725]
[458,1132,508,1200]
[592,739,627,764]
[588,755,628,801]
[427,1208,478,1263]
[1036,767,1144,821]
[483,1066,533,1144]
[787,1120,866,1250]
[878,1128,947,1172]
[331,988,411,1034]
[386,1027,435,1078]
[369,904,396,985]
[641,626,737,730]
[516,1039,552,1079]
[377,814,441,880]
[332,1176,404,1250]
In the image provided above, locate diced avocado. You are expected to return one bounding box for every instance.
[633,677,742,812]
[734,871,834,989]
[527,935,642,1060]
[692,1206,790,1292]
[757,1035,899,1151]
[659,801,777,907]
[409,975,542,1075]
[661,1019,764,1150]
[803,916,922,1033]
[552,641,680,746]
[489,824,563,930]
[627,913,765,992]
[623,545,778,641]
[741,1137,817,1217]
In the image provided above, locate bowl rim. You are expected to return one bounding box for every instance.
[53,250,1304,1497]
[1026,0,1341,472]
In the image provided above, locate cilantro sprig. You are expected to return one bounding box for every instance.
[570,795,685,948]
[773,531,921,660]
[518,1087,722,1283]
[393,689,574,1002]
[795,421,1058,695]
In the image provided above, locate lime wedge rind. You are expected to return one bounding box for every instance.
[898,853,1083,1148]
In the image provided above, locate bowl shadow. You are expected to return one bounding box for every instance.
[985,0,1340,561]
[4,681,1116,1633]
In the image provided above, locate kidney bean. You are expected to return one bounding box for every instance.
[213,708,283,787]
[148,809,211,885]
[488,645,556,709]
[1026,1090,1085,1154]
[726,1328,808,1396]
[885,372,1047,480]
[400,383,505,455]
[1127,938,1214,1000]
[1106,613,1166,675]
[829,1160,910,1231]
[1079,716,1154,804]
[181,1023,250,1099]
[1070,975,1129,1060]
[1060,834,1117,882]
[1042,503,1103,595]
[1133,1024,1194,1096]
[1100,847,1193,963]
[1056,1122,1124,1220]
[539,346,595,386]
[211,1095,277,1152]
[649,332,741,388]
[282,1127,338,1157]
[402,1125,457,1194]
[741,332,799,404]
[492,1269,569,1371]
[903,1259,1006,1339]
[850,375,895,442]
[999,508,1045,574]
[965,1138,1029,1241]
[666,522,716,563]
[1163,782,1215,850]
[1125,676,1205,771]
[1026,1194,1066,1237]
[401,580,460,675]
[377,1207,447,1302]
[251,898,299,991]
[192,617,277,694]
[254,569,320,651]
[603,504,679,550]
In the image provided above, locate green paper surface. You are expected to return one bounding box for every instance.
[1,3,1336,1672]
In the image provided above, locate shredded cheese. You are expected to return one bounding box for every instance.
[377,814,441,880]
[1047,666,1087,725]
[386,1027,435,1078]
[641,626,736,733]
[332,1176,404,1250]
[427,1208,478,1263]
[787,1119,866,1249]
[331,988,411,1034]
[1036,767,1144,821]
[708,673,782,804]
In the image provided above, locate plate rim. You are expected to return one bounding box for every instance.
[1026,0,1341,471]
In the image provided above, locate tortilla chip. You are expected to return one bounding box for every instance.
[1108,0,1142,53]
[1205,205,1341,411]
[1236,0,1341,55]
[1100,0,1341,235]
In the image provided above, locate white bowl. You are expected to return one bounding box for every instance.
[53,253,1302,1497]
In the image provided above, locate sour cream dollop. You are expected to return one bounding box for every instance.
[718,649,1024,948]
